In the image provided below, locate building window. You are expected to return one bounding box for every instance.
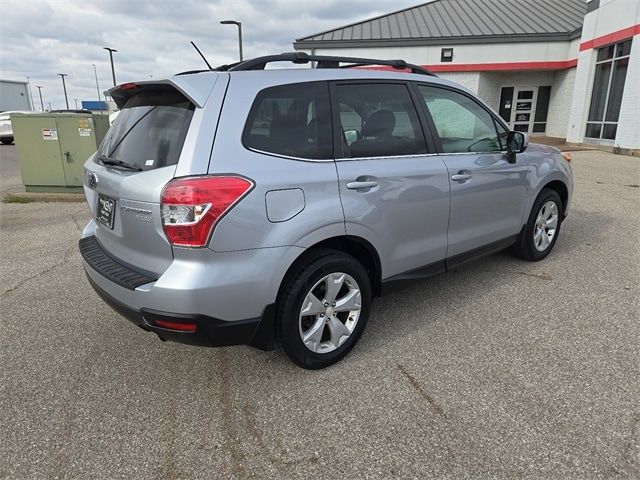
[585,39,632,141]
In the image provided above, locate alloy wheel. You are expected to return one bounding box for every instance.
[533,200,559,252]
[298,272,362,353]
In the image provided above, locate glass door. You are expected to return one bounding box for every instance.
[511,87,537,135]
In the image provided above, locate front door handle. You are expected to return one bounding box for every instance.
[347,180,379,190]
[451,172,472,182]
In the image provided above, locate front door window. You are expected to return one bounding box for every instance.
[418,85,507,153]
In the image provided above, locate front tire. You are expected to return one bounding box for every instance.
[1,137,13,145]
[275,249,372,369]
[512,188,563,261]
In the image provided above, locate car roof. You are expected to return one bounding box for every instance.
[173,67,470,96]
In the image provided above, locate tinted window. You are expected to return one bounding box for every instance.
[97,88,194,170]
[334,83,427,158]
[418,85,504,153]
[243,82,332,159]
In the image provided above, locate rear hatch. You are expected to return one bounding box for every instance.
[84,82,201,274]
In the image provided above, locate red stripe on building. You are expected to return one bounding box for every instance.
[579,24,640,51]
[425,60,578,72]
[363,59,578,73]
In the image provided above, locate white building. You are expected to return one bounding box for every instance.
[294,0,639,154]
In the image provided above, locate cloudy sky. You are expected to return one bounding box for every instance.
[1,0,419,110]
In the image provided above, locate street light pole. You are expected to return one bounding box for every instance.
[220,20,243,61]
[103,47,118,86]
[35,86,44,111]
[57,73,69,110]
[91,63,101,102]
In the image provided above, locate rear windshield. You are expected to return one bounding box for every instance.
[97,87,194,170]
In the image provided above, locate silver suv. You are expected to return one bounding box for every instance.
[80,53,573,369]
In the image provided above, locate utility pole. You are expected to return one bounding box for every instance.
[35,86,44,111]
[91,63,101,102]
[103,47,118,86]
[74,99,79,109]
[57,73,69,110]
[220,20,243,61]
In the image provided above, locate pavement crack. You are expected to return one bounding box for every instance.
[218,349,248,479]
[159,359,182,479]
[617,414,640,478]
[517,271,552,280]
[2,245,77,296]
[242,403,286,468]
[398,364,447,418]
[70,205,88,231]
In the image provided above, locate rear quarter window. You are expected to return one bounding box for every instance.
[243,82,332,160]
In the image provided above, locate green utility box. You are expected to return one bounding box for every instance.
[12,113,110,192]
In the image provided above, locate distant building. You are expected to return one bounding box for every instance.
[0,79,34,112]
[81,100,109,115]
[294,0,639,153]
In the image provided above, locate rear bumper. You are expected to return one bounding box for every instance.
[86,272,275,350]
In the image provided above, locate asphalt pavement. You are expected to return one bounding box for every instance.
[1,145,638,479]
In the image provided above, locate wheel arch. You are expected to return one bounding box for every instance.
[277,235,383,300]
[541,180,569,216]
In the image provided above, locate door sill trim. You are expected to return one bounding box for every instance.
[379,234,518,295]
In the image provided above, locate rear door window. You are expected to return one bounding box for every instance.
[243,82,332,160]
[333,83,427,158]
[97,87,194,170]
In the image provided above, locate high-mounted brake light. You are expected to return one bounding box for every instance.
[119,82,137,90]
[161,176,253,248]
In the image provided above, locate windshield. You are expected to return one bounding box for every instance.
[97,87,194,171]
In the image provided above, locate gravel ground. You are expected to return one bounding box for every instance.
[0,147,638,479]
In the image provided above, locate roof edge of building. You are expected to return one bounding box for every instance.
[294,31,583,50]
[0,79,30,85]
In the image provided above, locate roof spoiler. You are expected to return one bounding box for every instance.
[108,74,217,109]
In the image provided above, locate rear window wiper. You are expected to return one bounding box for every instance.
[97,155,142,171]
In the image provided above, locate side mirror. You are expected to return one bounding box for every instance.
[506,131,528,163]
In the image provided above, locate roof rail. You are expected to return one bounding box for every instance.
[225,52,436,76]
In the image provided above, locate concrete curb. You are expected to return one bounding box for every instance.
[3,191,85,203]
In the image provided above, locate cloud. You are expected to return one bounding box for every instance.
[0,0,417,110]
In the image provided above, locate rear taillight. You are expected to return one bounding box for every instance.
[161,176,253,248]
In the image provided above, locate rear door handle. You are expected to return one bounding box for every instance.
[346,180,379,190]
[451,173,472,182]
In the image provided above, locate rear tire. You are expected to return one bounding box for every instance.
[275,249,372,369]
[512,188,563,261]
[1,137,13,145]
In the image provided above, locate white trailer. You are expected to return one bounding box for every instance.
[0,79,34,112]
